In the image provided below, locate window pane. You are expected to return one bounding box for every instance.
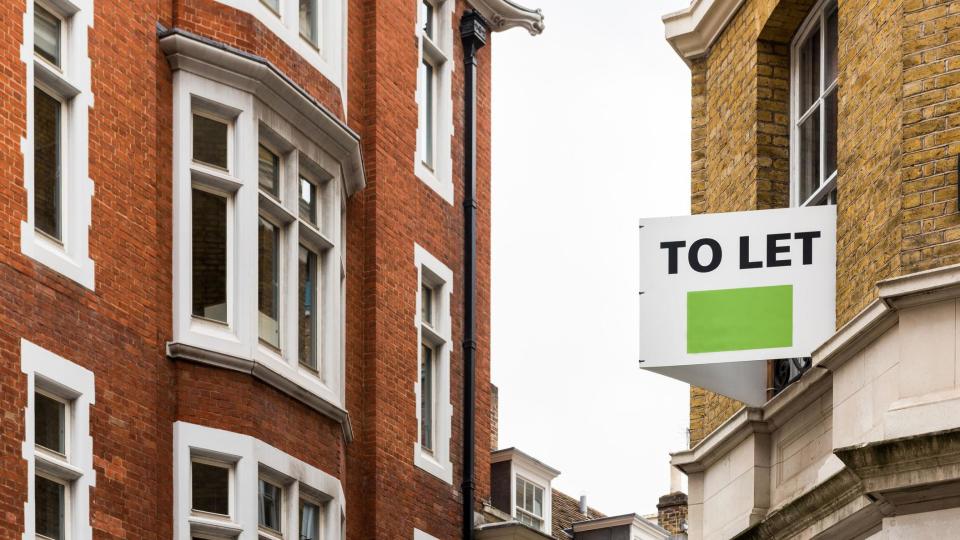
[191,189,228,323]
[825,6,838,86]
[258,144,280,197]
[35,392,65,454]
[191,461,230,515]
[261,0,280,13]
[423,61,435,168]
[300,0,319,45]
[35,87,61,241]
[299,246,319,370]
[423,1,435,40]
[36,475,64,540]
[421,283,433,326]
[824,88,838,180]
[258,479,282,532]
[798,110,820,204]
[798,27,820,114]
[524,480,533,511]
[258,217,281,349]
[34,5,60,66]
[533,486,542,516]
[299,176,319,226]
[515,479,522,513]
[192,114,229,169]
[300,500,321,540]
[421,344,434,452]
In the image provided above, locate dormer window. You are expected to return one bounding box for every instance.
[515,476,545,530]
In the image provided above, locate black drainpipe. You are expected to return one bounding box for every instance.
[459,9,487,540]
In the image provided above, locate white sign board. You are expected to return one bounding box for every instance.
[638,206,836,405]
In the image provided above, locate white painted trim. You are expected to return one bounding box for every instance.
[413,243,454,484]
[173,422,345,540]
[662,0,745,64]
[21,338,96,540]
[208,0,348,107]
[789,0,838,208]
[414,0,455,204]
[20,0,96,289]
[171,70,348,415]
[414,529,440,540]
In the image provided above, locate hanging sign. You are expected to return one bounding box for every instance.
[638,206,836,405]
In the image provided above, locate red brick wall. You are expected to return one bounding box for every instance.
[0,0,494,538]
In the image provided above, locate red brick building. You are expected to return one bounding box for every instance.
[0,0,543,539]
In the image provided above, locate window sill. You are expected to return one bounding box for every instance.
[414,442,452,484]
[415,160,453,205]
[21,222,95,290]
[167,341,353,442]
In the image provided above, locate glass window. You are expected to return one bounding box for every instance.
[36,475,65,540]
[421,283,434,327]
[793,1,838,206]
[191,188,228,323]
[35,392,66,455]
[192,114,229,170]
[299,176,318,226]
[299,246,319,370]
[300,499,321,540]
[258,479,283,532]
[258,144,280,198]
[34,87,61,241]
[422,0,435,40]
[191,461,230,516]
[258,217,281,349]
[420,343,434,453]
[300,0,319,46]
[515,476,544,530]
[34,5,61,67]
[422,61,435,169]
[261,0,280,14]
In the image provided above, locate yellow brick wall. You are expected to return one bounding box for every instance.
[686,0,915,446]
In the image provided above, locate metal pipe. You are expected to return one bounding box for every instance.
[459,9,487,540]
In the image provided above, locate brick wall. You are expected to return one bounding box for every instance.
[0,0,496,538]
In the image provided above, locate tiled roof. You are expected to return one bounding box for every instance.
[551,490,605,539]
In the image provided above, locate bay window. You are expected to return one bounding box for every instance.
[172,70,349,415]
[175,422,345,540]
[792,0,838,207]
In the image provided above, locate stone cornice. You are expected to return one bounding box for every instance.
[662,0,745,65]
[491,447,561,478]
[468,0,545,35]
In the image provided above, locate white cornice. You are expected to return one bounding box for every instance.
[662,0,745,65]
[491,447,560,478]
[572,514,670,538]
[469,0,545,35]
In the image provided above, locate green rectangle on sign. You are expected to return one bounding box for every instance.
[687,285,793,354]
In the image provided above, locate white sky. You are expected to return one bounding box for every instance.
[490,0,694,516]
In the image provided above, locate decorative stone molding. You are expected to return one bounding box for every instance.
[468,0,545,35]
[662,0,745,64]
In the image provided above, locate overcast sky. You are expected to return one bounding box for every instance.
[490,0,693,516]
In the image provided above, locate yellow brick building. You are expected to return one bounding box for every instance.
[662,0,960,538]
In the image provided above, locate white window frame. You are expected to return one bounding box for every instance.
[174,422,345,540]
[789,0,838,208]
[21,0,96,289]
[208,0,347,102]
[413,244,453,483]
[514,475,545,530]
[172,71,348,411]
[21,338,96,540]
[414,0,454,204]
